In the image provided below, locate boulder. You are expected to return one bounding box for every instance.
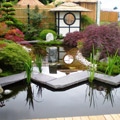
[4,90,12,95]
[46,33,54,41]
[0,85,3,94]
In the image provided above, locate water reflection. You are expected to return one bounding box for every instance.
[0,81,27,108]
[26,84,34,109]
[25,84,43,110]
[86,81,116,108]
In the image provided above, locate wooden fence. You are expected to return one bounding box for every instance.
[100,11,119,22]
[14,5,55,29]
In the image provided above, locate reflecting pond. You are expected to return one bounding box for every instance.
[0,81,120,120]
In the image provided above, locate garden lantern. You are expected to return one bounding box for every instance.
[50,2,91,36]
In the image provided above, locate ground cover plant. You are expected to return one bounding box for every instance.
[38,40,63,45]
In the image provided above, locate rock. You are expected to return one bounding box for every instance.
[0,68,2,73]
[0,85,3,94]
[94,51,101,61]
[22,46,32,52]
[48,47,58,63]
[4,90,12,95]
[76,51,97,70]
[46,33,54,41]
[100,57,108,63]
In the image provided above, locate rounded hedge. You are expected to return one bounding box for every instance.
[39,29,57,40]
[0,41,30,72]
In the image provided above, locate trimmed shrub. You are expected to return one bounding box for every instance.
[82,23,120,58]
[0,41,30,72]
[64,31,84,47]
[39,29,57,40]
[0,2,24,31]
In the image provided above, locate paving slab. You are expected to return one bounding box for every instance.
[94,73,118,86]
[0,72,26,87]
[31,72,56,84]
[46,71,89,89]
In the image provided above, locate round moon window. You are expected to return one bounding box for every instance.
[64,13,76,25]
[63,55,74,64]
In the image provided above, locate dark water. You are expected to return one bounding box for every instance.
[0,81,120,120]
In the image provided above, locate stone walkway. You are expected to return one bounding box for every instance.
[0,67,120,88]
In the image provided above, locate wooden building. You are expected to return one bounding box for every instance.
[51,0,97,21]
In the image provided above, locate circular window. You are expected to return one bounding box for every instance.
[64,13,76,25]
[63,54,74,64]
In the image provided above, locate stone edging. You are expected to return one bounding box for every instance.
[0,70,120,89]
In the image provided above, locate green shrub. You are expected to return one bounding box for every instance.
[81,15,94,30]
[0,41,30,72]
[39,29,57,40]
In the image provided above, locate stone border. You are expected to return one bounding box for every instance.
[0,70,120,89]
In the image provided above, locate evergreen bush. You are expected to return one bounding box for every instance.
[0,41,30,72]
[0,2,24,30]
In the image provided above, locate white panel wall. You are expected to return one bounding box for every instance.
[59,28,69,36]
[59,19,68,26]
[70,28,79,33]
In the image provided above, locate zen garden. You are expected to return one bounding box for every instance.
[0,0,120,120]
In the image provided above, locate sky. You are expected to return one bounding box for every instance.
[100,0,120,11]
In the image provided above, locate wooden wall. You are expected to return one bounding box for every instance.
[80,2,97,22]
[100,11,118,22]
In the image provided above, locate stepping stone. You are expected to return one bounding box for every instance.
[31,73,56,84]
[47,71,89,89]
[94,73,118,86]
[0,72,26,87]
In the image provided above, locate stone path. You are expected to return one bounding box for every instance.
[0,67,120,89]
